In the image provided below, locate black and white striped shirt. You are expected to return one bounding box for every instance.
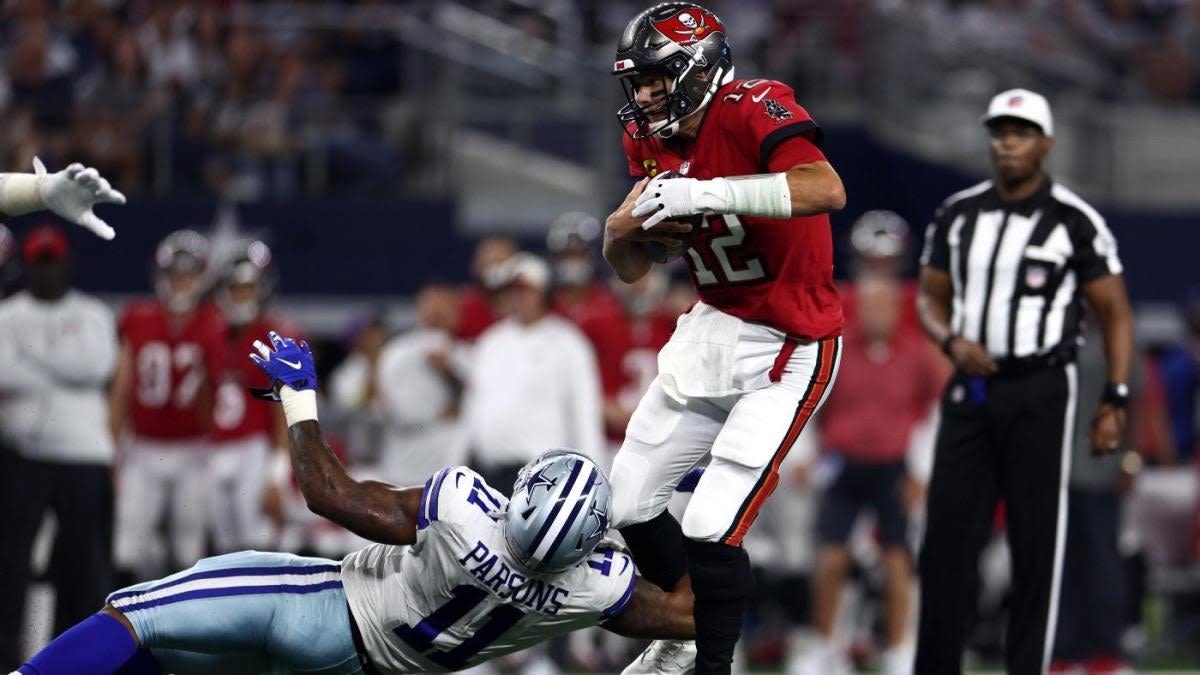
[919,179,1123,359]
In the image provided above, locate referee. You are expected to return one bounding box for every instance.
[914,89,1134,675]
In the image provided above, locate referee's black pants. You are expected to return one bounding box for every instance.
[915,363,1077,675]
[0,448,114,664]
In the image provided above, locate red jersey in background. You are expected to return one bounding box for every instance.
[818,328,943,462]
[212,315,299,443]
[119,300,226,440]
[579,305,675,442]
[455,286,497,341]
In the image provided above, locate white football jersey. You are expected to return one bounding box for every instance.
[341,466,637,673]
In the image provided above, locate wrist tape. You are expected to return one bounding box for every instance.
[279,387,318,426]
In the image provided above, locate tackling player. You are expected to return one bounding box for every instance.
[210,239,295,552]
[13,332,696,675]
[604,4,846,673]
[109,231,227,580]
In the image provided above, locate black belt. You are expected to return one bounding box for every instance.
[347,603,382,675]
[991,344,1077,377]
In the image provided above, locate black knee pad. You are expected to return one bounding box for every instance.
[619,511,688,590]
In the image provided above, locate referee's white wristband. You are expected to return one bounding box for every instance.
[279,387,318,427]
[0,173,46,216]
[691,173,792,219]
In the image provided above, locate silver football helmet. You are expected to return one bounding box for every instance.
[504,450,612,575]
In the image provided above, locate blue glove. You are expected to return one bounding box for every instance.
[249,330,317,400]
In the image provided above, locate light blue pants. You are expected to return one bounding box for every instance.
[106,551,364,675]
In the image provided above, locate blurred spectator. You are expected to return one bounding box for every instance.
[373,283,469,486]
[210,240,294,553]
[108,230,226,582]
[0,225,118,664]
[1050,321,1151,675]
[457,236,517,341]
[1159,288,1200,460]
[792,275,942,675]
[328,309,391,464]
[546,211,620,324]
[462,253,603,494]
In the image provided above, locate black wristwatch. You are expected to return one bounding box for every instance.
[1101,382,1130,409]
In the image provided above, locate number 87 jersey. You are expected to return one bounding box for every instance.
[341,466,637,673]
[623,78,844,341]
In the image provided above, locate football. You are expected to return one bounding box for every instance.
[640,171,704,264]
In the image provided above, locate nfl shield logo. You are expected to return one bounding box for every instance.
[1025,266,1048,290]
[951,385,965,403]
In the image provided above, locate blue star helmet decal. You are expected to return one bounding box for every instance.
[522,465,558,496]
[586,498,610,541]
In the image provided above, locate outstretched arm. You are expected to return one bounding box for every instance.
[286,420,423,545]
[603,577,695,639]
[251,331,424,545]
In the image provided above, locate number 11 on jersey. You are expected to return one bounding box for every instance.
[393,584,526,670]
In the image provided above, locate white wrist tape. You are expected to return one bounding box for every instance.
[0,173,45,216]
[279,387,318,426]
[691,173,792,218]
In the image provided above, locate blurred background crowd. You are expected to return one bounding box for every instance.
[2,0,1200,673]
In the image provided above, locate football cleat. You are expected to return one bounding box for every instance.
[621,639,697,675]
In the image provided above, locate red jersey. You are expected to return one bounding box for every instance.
[818,329,942,462]
[554,283,623,326]
[119,300,226,440]
[456,286,498,341]
[838,278,922,339]
[211,315,298,443]
[622,78,843,340]
[579,305,675,441]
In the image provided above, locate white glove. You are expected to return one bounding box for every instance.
[632,175,707,229]
[33,157,127,240]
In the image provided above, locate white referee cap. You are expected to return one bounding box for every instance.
[983,88,1053,137]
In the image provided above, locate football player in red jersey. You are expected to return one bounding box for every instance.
[109,230,227,581]
[579,268,676,454]
[547,211,621,324]
[210,239,295,552]
[603,4,847,673]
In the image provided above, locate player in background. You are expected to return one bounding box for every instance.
[580,268,676,463]
[837,211,923,340]
[604,4,846,673]
[547,211,621,324]
[12,331,697,675]
[210,239,295,552]
[457,236,518,341]
[108,230,227,581]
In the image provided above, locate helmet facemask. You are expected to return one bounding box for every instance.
[613,2,734,140]
[617,52,731,140]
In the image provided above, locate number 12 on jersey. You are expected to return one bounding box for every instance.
[393,585,525,669]
[686,214,767,286]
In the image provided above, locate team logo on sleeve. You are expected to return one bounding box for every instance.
[642,159,659,177]
[652,8,725,46]
[763,99,792,121]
